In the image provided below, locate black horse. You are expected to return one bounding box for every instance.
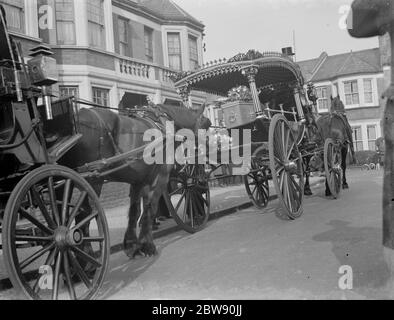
[304,96,355,196]
[60,103,210,258]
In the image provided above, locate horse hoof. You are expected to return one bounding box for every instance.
[304,189,313,196]
[140,242,158,257]
[343,183,349,189]
[123,240,140,259]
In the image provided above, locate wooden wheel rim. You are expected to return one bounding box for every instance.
[165,164,210,234]
[269,115,304,219]
[2,165,110,300]
[324,138,342,198]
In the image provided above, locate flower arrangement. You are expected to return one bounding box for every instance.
[227,85,253,102]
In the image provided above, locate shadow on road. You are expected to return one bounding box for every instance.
[313,219,390,299]
[97,233,187,299]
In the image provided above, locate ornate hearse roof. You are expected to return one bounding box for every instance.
[172,50,305,96]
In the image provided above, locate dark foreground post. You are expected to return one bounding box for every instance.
[348,0,394,293]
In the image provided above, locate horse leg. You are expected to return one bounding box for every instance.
[123,185,143,258]
[342,146,349,189]
[137,166,172,256]
[304,172,313,196]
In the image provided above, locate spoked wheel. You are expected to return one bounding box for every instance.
[164,164,210,234]
[2,165,110,300]
[269,114,304,219]
[324,138,342,198]
[244,145,270,210]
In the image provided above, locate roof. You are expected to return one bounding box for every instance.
[173,50,305,96]
[136,0,204,30]
[297,48,382,82]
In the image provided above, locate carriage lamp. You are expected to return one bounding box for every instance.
[293,87,306,123]
[27,45,58,120]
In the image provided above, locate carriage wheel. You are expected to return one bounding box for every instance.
[2,165,110,300]
[324,138,342,198]
[244,145,270,210]
[164,164,210,234]
[269,114,304,219]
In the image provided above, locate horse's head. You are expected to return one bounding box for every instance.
[348,0,393,38]
[330,95,345,113]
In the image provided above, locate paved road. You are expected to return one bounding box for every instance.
[96,168,389,300]
[0,168,389,299]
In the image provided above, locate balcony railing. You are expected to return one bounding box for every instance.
[117,57,176,85]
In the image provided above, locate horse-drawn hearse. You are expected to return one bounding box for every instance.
[170,49,355,229]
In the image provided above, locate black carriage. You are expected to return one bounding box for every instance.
[0,10,111,299]
[170,49,343,227]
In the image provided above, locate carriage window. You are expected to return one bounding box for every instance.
[167,32,182,71]
[367,125,377,151]
[344,80,359,105]
[352,126,363,151]
[60,86,79,98]
[92,87,109,107]
[55,0,76,45]
[363,79,373,104]
[87,0,106,49]
[189,35,199,70]
[316,87,328,112]
[1,0,24,33]
[144,27,153,62]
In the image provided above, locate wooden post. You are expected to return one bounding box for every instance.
[383,25,394,285]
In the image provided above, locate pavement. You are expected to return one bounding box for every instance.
[0,174,325,294]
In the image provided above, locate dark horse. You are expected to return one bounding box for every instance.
[60,103,210,258]
[304,96,355,196]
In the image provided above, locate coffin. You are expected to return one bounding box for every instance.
[222,101,256,129]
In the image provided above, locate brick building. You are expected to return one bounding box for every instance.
[1,0,206,108]
[298,48,385,152]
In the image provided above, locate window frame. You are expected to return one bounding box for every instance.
[316,86,329,112]
[117,17,129,57]
[344,80,360,106]
[59,85,79,98]
[367,124,377,151]
[55,0,76,45]
[167,32,182,71]
[363,78,373,104]
[144,27,153,62]
[1,0,24,33]
[92,87,110,107]
[188,35,199,71]
[87,0,106,50]
[352,126,363,152]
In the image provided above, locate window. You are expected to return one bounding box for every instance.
[92,87,109,107]
[367,125,377,151]
[60,86,79,98]
[363,79,373,104]
[117,17,130,57]
[352,126,363,151]
[168,32,182,71]
[87,0,105,49]
[316,86,328,112]
[55,0,75,45]
[144,27,153,62]
[1,0,24,33]
[188,35,198,70]
[344,80,359,105]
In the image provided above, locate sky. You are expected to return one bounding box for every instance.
[173,0,379,63]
